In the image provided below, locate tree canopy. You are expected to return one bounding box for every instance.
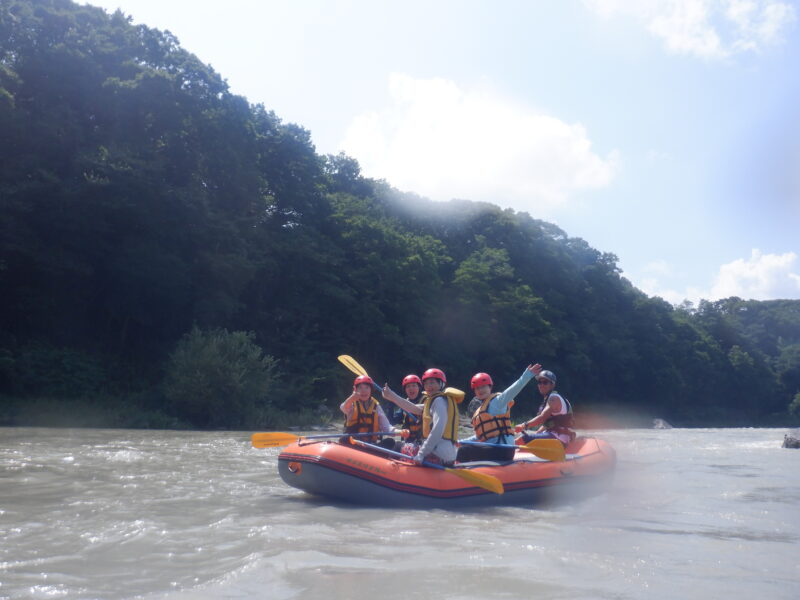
[2,0,799,428]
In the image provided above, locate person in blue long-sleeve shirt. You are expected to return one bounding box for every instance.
[456,362,542,463]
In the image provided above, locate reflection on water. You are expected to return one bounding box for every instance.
[1,427,798,600]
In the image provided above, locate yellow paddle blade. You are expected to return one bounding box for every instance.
[444,467,505,494]
[251,432,300,448]
[518,439,566,462]
[337,355,368,377]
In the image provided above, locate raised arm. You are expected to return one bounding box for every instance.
[382,384,423,415]
[339,392,359,416]
[489,363,541,413]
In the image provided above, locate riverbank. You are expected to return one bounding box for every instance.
[0,395,331,431]
[2,394,797,431]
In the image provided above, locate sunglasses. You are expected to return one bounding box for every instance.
[536,380,553,385]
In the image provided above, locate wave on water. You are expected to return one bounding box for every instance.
[2,427,799,600]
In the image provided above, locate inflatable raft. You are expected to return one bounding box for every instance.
[278,436,616,508]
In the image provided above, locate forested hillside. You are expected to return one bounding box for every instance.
[2,0,799,429]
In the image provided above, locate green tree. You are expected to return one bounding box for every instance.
[163,327,280,429]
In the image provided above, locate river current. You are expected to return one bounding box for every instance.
[1,427,797,599]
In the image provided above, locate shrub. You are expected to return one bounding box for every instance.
[163,327,280,428]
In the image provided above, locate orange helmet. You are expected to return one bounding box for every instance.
[470,372,493,389]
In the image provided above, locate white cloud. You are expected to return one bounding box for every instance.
[709,249,800,299]
[338,74,618,211]
[637,278,708,305]
[634,249,800,304]
[643,259,675,276]
[586,0,797,59]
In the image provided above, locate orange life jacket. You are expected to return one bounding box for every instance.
[471,393,515,442]
[344,397,381,442]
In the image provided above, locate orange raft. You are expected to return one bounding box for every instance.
[278,437,616,508]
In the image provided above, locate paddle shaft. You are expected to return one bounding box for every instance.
[295,431,397,441]
[349,436,439,466]
[338,355,383,394]
[338,355,419,423]
[459,440,559,450]
[350,437,504,494]
[459,439,566,461]
[251,430,402,449]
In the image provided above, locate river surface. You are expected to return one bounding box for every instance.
[1,427,798,599]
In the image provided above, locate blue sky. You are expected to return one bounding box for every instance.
[83,0,800,304]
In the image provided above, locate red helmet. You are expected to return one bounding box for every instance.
[353,375,374,388]
[471,372,493,389]
[421,368,446,384]
[402,374,422,387]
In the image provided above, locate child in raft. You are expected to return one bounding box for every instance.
[382,368,458,465]
[340,375,407,448]
[456,362,542,462]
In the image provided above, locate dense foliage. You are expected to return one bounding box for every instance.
[163,327,279,429]
[2,0,799,428]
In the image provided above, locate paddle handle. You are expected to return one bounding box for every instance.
[305,431,402,440]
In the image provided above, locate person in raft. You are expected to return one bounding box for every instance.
[340,375,407,448]
[514,370,576,446]
[417,368,460,465]
[456,363,542,463]
[383,368,458,465]
[383,374,420,426]
[380,374,424,451]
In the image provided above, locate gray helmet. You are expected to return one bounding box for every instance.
[537,370,556,384]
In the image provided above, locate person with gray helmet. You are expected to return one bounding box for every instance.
[515,369,576,446]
